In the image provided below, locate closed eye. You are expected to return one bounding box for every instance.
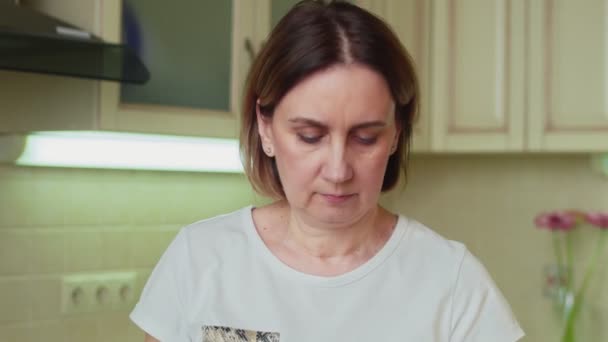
[353,135,378,145]
[297,133,322,144]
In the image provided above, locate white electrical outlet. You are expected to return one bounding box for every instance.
[61,271,137,314]
[106,272,138,310]
[61,274,95,314]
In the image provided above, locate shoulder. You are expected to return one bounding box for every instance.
[179,206,253,245]
[155,206,256,279]
[398,216,500,286]
[398,216,468,267]
[397,216,523,340]
[394,216,498,296]
[161,206,254,265]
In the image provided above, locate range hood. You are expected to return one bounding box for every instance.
[0,1,149,84]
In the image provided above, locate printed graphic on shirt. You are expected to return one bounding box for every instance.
[202,325,280,342]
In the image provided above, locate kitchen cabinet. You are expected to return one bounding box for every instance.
[3,1,606,151]
[356,0,432,152]
[99,0,266,138]
[429,0,525,152]
[367,0,607,153]
[357,0,523,153]
[1,0,267,138]
[527,0,608,152]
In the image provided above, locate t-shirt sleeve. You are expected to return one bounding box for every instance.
[449,249,525,342]
[130,228,192,342]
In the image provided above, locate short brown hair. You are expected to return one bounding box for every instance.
[240,0,419,199]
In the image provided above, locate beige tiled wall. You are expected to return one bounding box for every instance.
[0,165,258,342]
[1,155,607,342]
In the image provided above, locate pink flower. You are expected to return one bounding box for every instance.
[585,212,608,229]
[535,211,578,231]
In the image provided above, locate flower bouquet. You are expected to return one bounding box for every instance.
[535,211,608,342]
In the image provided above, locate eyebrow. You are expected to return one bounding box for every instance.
[287,117,387,130]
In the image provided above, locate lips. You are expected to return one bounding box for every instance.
[320,193,355,204]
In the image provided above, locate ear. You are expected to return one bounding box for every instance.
[390,130,401,155]
[256,99,274,152]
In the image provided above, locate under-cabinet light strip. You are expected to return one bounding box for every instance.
[15,131,244,173]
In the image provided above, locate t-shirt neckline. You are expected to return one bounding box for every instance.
[241,205,408,287]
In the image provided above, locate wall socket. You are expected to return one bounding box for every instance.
[61,271,137,314]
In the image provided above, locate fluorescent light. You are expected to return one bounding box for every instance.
[12,131,244,173]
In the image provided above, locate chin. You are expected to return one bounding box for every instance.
[311,203,370,226]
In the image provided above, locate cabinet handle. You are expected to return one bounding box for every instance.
[245,39,266,62]
[245,38,256,62]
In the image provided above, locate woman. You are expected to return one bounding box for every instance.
[131,1,524,341]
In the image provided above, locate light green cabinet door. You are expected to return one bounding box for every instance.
[99,0,265,138]
[528,0,608,152]
[429,0,525,152]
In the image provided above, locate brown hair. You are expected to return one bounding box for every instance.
[240,0,419,199]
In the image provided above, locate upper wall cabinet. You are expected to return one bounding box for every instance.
[528,0,608,152]
[3,1,606,151]
[355,0,432,152]
[1,0,266,138]
[358,0,526,153]
[429,0,525,152]
[98,0,267,138]
[367,0,606,153]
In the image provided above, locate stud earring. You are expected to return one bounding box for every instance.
[264,146,274,156]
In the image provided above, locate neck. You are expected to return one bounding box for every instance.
[281,203,390,260]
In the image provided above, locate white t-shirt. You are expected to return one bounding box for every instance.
[130,206,524,342]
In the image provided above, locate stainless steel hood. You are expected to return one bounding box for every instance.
[0,1,150,84]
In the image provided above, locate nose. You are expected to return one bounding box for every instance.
[321,141,353,184]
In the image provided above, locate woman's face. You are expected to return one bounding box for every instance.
[257,64,399,227]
